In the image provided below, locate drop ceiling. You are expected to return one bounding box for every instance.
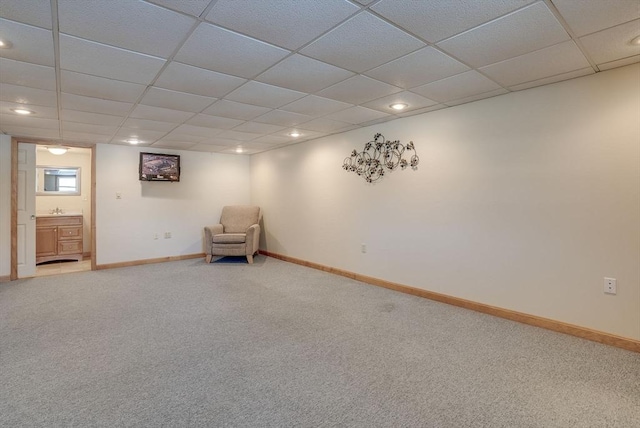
[1,0,638,154]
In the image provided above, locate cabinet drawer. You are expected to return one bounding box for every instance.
[58,240,82,255]
[58,226,82,240]
[37,215,82,227]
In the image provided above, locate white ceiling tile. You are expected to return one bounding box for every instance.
[61,131,110,144]
[59,34,166,84]
[444,88,509,106]
[155,61,246,98]
[552,0,640,37]
[396,104,447,117]
[411,70,503,103]
[61,70,146,103]
[217,130,260,141]
[151,140,198,150]
[437,2,570,68]
[372,0,533,43]
[0,58,56,90]
[202,99,271,120]
[140,87,216,112]
[173,124,224,138]
[123,117,177,132]
[129,104,195,123]
[361,91,438,113]
[300,11,425,73]
[317,75,402,105]
[186,114,244,129]
[58,0,195,58]
[175,22,290,78]
[61,109,124,126]
[219,145,264,155]
[357,117,393,127]
[0,112,58,129]
[597,55,640,71]
[274,129,325,141]
[0,83,56,107]
[580,20,640,65]
[1,100,58,118]
[251,135,292,145]
[232,121,285,134]
[0,125,59,139]
[509,67,595,91]
[146,0,210,17]
[161,130,206,143]
[62,121,117,135]
[365,47,470,89]
[253,110,312,127]
[113,128,167,143]
[197,137,246,146]
[279,95,352,116]
[61,93,133,116]
[480,41,592,87]
[0,18,54,66]
[224,81,306,108]
[206,0,358,50]
[297,117,352,133]
[188,143,231,152]
[0,0,52,29]
[324,106,390,124]
[255,54,354,93]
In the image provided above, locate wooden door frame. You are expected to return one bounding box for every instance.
[10,137,97,280]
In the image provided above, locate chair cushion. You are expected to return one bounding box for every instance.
[220,206,261,233]
[212,233,246,244]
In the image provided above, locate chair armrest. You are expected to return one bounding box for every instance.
[245,223,261,254]
[204,224,224,243]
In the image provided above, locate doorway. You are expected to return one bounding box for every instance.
[11,138,96,280]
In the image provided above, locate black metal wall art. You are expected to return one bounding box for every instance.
[342,133,419,183]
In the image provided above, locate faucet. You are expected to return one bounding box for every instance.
[50,207,64,214]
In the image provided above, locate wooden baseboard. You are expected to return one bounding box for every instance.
[82,252,91,259]
[96,253,204,270]
[0,275,11,283]
[259,250,640,353]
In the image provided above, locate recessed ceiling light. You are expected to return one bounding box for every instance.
[0,39,12,49]
[235,147,244,153]
[11,108,34,115]
[631,35,640,46]
[389,103,408,111]
[289,131,301,138]
[127,139,140,145]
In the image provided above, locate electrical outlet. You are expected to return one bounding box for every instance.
[153,233,158,240]
[604,277,617,295]
[164,232,171,239]
[361,243,367,253]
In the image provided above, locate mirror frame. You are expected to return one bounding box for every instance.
[36,165,81,196]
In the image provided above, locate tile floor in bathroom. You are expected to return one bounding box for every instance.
[35,260,92,277]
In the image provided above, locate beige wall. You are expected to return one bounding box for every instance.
[0,135,11,277]
[36,147,92,254]
[95,144,251,265]
[251,64,640,340]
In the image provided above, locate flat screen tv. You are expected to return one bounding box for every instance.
[139,152,180,182]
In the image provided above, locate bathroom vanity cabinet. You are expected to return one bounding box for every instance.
[36,215,83,264]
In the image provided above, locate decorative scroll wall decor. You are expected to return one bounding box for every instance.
[342,133,419,183]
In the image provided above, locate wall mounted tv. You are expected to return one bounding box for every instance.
[139,152,180,182]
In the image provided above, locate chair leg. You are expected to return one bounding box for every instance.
[206,254,212,263]
[246,254,254,264]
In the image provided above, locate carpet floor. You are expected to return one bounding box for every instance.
[1,256,638,427]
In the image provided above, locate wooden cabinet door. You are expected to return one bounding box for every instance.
[36,226,57,257]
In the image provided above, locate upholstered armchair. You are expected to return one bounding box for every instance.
[204,206,262,264]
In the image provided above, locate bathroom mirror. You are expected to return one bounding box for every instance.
[36,166,81,196]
